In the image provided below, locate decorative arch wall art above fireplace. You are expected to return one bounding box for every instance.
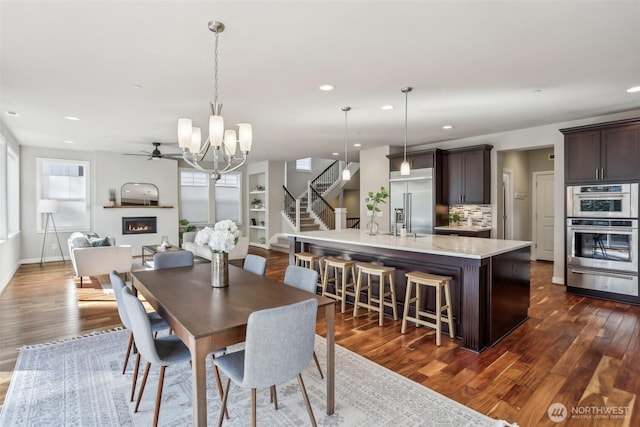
[122,216,157,235]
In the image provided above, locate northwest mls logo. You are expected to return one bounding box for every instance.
[548,403,568,422]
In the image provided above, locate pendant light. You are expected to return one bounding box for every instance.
[342,106,352,181]
[400,87,413,176]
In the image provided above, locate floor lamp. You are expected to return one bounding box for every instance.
[39,199,65,266]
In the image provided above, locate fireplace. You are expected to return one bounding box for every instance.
[122,216,157,235]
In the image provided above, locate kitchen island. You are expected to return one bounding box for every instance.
[289,229,531,352]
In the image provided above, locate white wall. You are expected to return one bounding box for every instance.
[93,152,179,249]
[285,157,336,197]
[359,145,391,233]
[19,146,94,263]
[0,123,21,293]
[18,148,180,263]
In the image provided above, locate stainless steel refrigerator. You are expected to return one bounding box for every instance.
[389,168,434,234]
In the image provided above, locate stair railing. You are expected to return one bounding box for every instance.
[346,217,360,229]
[310,160,340,195]
[283,186,297,228]
[310,186,335,229]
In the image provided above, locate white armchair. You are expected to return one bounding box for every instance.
[68,232,133,287]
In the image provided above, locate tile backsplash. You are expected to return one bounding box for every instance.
[449,205,492,227]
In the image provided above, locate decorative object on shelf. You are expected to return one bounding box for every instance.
[255,185,264,191]
[251,218,257,226]
[449,212,460,226]
[259,237,266,244]
[400,87,413,176]
[194,219,239,287]
[366,186,389,235]
[252,198,262,209]
[260,220,265,226]
[108,188,117,207]
[120,182,158,206]
[38,199,65,265]
[177,20,252,182]
[342,106,352,181]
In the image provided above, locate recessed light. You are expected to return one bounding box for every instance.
[533,89,543,93]
[319,84,334,91]
[132,83,143,89]
[627,86,640,93]
[332,152,339,156]
[354,143,361,147]
[381,105,394,110]
[64,116,80,121]
[64,140,73,144]
[6,111,19,117]
[443,125,453,130]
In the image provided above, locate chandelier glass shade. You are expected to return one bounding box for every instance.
[177,21,252,181]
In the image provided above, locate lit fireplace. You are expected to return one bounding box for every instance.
[122,216,157,235]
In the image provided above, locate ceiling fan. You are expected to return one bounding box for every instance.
[124,142,182,160]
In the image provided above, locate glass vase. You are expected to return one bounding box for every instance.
[367,217,379,235]
[210,252,229,288]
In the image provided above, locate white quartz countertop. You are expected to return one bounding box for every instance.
[289,229,531,259]
[434,225,492,232]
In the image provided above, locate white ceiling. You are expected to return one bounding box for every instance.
[2,1,639,164]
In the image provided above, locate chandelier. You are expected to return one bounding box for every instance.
[177,21,252,181]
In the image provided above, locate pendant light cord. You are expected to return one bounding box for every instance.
[404,90,408,162]
[402,87,412,162]
[342,106,351,164]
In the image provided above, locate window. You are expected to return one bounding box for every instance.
[215,172,241,223]
[179,170,242,224]
[180,170,210,223]
[36,158,90,232]
[296,157,312,172]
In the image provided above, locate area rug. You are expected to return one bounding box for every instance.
[0,329,514,426]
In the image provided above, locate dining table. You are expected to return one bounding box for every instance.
[131,262,336,427]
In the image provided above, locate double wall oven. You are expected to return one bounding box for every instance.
[566,183,639,297]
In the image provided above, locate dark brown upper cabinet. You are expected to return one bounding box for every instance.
[444,145,492,204]
[388,150,435,172]
[562,118,640,184]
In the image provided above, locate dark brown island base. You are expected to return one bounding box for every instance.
[289,229,531,353]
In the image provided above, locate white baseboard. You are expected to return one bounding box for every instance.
[21,255,66,264]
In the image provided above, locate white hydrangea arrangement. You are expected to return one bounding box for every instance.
[194,219,239,253]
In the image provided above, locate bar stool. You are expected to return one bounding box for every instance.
[353,263,398,326]
[322,257,357,313]
[294,252,324,294]
[401,271,455,346]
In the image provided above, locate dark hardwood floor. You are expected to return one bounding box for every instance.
[1,249,639,426]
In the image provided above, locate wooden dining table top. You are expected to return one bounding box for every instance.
[131,263,334,340]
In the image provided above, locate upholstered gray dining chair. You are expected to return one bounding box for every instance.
[283,265,323,378]
[153,250,194,269]
[110,271,169,402]
[243,254,267,276]
[214,298,319,427]
[121,286,194,427]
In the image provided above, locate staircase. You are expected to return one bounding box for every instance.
[281,160,360,237]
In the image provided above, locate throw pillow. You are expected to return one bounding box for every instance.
[71,236,92,248]
[89,237,112,247]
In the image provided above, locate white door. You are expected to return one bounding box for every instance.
[533,171,554,261]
